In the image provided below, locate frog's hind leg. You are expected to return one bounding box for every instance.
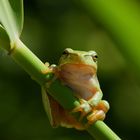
[86,100,109,126]
[42,88,84,130]
[86,110,105,125]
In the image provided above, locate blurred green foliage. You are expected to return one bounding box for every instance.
[0,0,140,139]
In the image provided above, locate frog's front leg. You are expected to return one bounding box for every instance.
[71,91,102,121]
[42,62,57,74]
[72,98,92,121]
[86,90,109,125]
[88,91,103,107]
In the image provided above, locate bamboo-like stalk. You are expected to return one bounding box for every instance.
[0,38,121,139]
[10,39,53,85]
[49,79,121,140]
[87,121,120,140]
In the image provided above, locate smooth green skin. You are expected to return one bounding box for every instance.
[58,48,98,69]
[43,48,105,128]
[58,48,103,106]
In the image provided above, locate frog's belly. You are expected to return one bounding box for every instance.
[59,72,98,100]
[59,64,100,100]
[67,79,98,100]
[72,85,94,100]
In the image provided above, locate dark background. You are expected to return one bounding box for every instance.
[0,0,140,139]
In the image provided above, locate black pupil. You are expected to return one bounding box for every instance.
[94,55,98,58]
[92,54,98,62]
[62,51,68,55]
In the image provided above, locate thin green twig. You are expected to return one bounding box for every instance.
[10,39,53,85]
[49,79,121,140]
[0,38,121,139]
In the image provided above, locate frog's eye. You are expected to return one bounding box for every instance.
[62,48,73,55]
[62,49,69,55]
[92,54,98,62]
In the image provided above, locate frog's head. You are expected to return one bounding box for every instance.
[58,48,98,70]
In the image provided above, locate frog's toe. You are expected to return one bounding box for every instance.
[45,62,50,67]
[96,100,110,113]
[86,110,105,127]
[50,64,57,69]
[71,99,92,121]
[72,99,91,113]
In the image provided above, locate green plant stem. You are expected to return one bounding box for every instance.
[87,121,120,140]
[48,79,121,140]
[0,39,121,139]
[8,39,52,85]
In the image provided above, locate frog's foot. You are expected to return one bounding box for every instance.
[45,62,50,67]
[86,110,105,127]
[42,63,57,74]
[49,64,57,70]
[85,100,109,127]
[95,100,110,113]
[71,99,92,121]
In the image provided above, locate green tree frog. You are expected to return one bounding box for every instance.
[42,48,109,130]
